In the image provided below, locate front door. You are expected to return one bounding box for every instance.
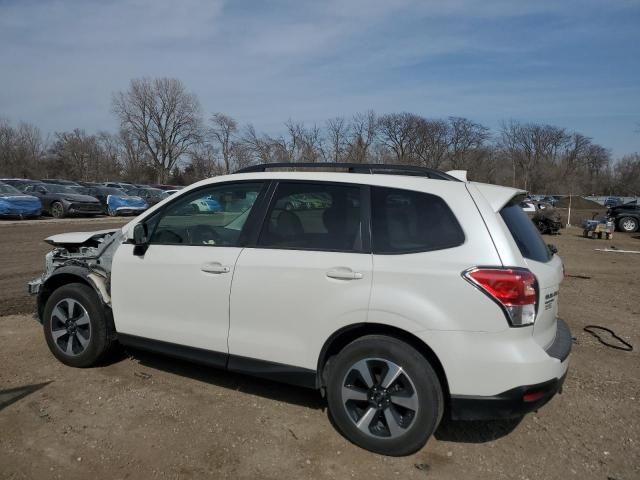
[111,181,265,358]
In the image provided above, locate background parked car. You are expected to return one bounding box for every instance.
[82,186,146,215]
[126,187,169,206]
[604,196,623,208]
[40,179,81,186]
[103,182,137,191]
[0,178,43,192]
[0,183,42,219]
[608,200,640,232]
[22,183,103,218]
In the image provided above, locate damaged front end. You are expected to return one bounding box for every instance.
[28,229,127,315]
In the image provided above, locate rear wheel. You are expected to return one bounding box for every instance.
[326,335,443,456]
[50,201,66,218]
[618,216,639,232]
[42,283,112,367]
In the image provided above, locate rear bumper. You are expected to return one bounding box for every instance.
[450,373,567,420]
[447,319,572,420]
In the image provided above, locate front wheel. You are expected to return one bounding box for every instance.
[618,216,639,232]
[326,335,443,456]
[42,283,113,368]
[50,201,66,218]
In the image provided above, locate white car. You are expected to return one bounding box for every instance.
[28,163,570,456]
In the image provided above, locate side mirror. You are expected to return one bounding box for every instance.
[133,223,148,245]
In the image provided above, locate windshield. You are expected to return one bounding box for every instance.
[100,187,126,195]
[0,184,22,195]
[43,184,75,194]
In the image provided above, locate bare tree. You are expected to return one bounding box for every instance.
[447,117,490,170]
[377,113,420,163]
[412,118,450,169]
[112,77,202,183]
[325,117,349,162]
[210,113,238,174]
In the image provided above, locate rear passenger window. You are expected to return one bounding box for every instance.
[371,187,464,254]
[258,182,362,251]
[500,198,551,263]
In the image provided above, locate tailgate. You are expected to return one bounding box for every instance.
[525,254,563,348]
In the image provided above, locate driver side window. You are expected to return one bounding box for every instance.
[149,182,263,247]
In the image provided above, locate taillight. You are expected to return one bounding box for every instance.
[463,267,538,327]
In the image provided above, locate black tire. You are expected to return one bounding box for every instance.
[618,216,639,233]
[50,201,66,219]
[42,283,113,368]
[536,220,547,234]
[326,335,443,456]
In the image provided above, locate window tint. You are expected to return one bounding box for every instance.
[258,182,362,251]
[371,187,464,254]
[500,197,551,263]
[149,182,263,246]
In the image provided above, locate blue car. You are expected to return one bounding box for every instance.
[0,183,42,218]
[106,193,148,216]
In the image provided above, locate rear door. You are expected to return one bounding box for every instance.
[499,198,563,348]
[228,181,372,372]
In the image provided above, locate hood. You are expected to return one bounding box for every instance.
[45,228,119,247]
[0,194,41,203]
[0,194,42,214]
[107,195,147,209]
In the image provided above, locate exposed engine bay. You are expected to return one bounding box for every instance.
[32,229,127,307]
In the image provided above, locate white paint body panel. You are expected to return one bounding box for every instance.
[229,248,372,370]
[111,243,240,352]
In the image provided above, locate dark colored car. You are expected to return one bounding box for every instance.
[103,182,137,191]
[41,179,81,186]
[0,178,43,190]
[604,196,623,208]
[541,195,559,207]
[151,184,184,191]
[22,183,103,218]
[126,187,168,206]
[608,200,640,232]
[0,183,42,218]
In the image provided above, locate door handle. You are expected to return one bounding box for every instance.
[201,262,230,274]
[326,268,363,280]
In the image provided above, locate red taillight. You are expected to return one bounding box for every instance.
[523,390,545,402]
[463,268,538,326]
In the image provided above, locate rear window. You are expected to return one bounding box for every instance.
[500,197,551,263]
[371,187,464,254]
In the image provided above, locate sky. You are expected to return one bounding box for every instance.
[0,0,639,157]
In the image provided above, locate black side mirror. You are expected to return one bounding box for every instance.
[133,223,148,245]
[547,244,558,255]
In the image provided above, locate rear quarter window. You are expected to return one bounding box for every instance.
[500,197,551,263]
[371,187,464,254]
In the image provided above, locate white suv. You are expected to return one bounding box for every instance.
[28,163,571,456]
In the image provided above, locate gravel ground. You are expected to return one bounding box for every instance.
[0,214,638,479]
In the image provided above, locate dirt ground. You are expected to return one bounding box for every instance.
[1,212,638,480]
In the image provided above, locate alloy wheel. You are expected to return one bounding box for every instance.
[50,298,91,356]
[621,219,637,232]
[341,358,419,439]
[51,202,64,218]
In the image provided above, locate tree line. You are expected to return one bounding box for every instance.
[1,77,638,195]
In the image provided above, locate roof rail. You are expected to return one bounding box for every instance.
[234,162,460,181]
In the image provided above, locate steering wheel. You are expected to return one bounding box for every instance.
[188,224,222,245]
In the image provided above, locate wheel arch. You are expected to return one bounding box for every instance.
[316,323,450,401]
[38,267,111,324]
